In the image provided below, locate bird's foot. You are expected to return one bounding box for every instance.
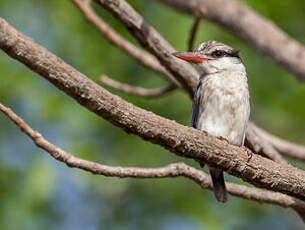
[241,146,253,161]
[218,136,229,143]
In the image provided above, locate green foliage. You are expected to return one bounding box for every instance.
[0,0,305,229]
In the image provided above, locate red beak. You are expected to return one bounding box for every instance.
[172,52,212,63]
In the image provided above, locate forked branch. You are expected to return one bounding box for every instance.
[249,123,305,161]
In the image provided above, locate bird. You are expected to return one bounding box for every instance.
[173,41,250,202]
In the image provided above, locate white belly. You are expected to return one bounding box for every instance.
[196,72,250,146]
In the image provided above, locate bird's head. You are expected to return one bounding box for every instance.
[173,41,244,75]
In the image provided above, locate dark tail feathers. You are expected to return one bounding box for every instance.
[209,167,228,203]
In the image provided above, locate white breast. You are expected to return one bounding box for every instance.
[196,70,250,146]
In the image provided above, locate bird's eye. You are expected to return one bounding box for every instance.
[211,50,225,58]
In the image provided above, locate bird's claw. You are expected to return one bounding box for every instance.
[218,136,229,143]
[241,146,253,161]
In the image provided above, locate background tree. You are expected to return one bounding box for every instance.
[1,0,305,229]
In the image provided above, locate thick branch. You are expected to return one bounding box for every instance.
[70,0,180,87]
[2,18,305,199]
[158,0,305,82]
[2,102,305,217]
[100,75,176,98]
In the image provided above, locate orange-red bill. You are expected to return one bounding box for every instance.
[172,52,211,63]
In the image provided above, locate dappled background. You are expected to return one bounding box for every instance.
[1,0,305,229]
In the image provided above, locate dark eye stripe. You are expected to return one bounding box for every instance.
[210,50,240,58]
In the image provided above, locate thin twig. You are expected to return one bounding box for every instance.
[1,102,305,218]
[70,0,181,87]
[100,75,176,98]
[188,9,205,51]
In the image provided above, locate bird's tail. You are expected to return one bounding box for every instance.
[209,167,228,203]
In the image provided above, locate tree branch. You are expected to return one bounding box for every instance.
[1,17,305,199]
[100,75,176,98]
[250,123,305,161]
[70,0,181,87]
[246,122,286,164]
[1,102,305,218]
[157,0,305,82]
